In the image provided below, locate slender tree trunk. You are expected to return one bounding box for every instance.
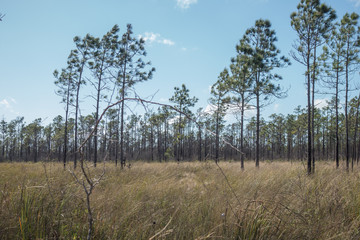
[64,108,69,168]
[94,79,101,168]
[63,75,72,169]
[74,62,85,169]
[311,42,317,173]
[204,131,208,160]
[256,91,260,168]
[240,95,245,170]
[74,82,80,169]
[150,125,154,162]
[198,125,202,161]
[157,125,161,162]
[215,107,220,164]
[345,55,350,171]
[177,107,182,162]
[307,52,312,174]
[287,134,291,162]
[120,93,125,168]
[164,120,168,161]
[335,65,340,168]
[353,93,360,165]
[115,105,120,166]
[1,135,4,161]
[322,125,325,160]
[120,61,127,169]
[34,137,38,163]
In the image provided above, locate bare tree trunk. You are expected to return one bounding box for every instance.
[345,57,350,171]
[120,97,125,168]
[114,105,120,166]
[353,93,360,165]
[150,125,154,162]
[158,125,162,162]
[74,85,80,169]
[120,54,127,168]
[240,95,245,170]
[256,92,260,168]
[74,62,85,169]
[198,125,202,161]
[335,65,340,168]
[311,42,317,173]
[63,78,71,169]
[307,52,312,175]
[215,110,220,164]
[94,81,101,168]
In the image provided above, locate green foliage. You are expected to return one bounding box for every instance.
[116,24,155,91]
[164,147,173,160]
[169,84,198,114]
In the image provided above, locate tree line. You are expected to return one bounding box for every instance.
[0,0,359,173]
[1,98,360,167]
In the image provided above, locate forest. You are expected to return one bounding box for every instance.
[1,0,360,239]
[1,1,359,173]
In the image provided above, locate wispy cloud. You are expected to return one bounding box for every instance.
[0,98,19,115]
[315,98,329,109]
[204,103,256,123]
[141,32,159,43]
[161,39,175,46]
[204,103,243,115]
[350,0,360,7]
[176,0,198,9]
[139,32,175,46]
[0,99,10,109]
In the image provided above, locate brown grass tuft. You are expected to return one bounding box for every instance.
[1,161,360,239]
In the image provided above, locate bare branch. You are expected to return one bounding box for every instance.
[78,97,245,156]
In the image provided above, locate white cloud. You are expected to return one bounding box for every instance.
[204,104,216,114]
[315,98,329,109]
[161,39,175,46]
[0,99,10,109]
[140,32,160,44]
[139,32,175,46]
[176,0,198,9]
[203,103,256,123]
[169,115,179,125]
[0,98,19,115]
[350,0,360,7]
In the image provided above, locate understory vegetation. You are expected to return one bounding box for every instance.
[1,161,360,239]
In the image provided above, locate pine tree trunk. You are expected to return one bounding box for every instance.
[353,93,360,165]
[120,60,127,169]
[240,95,245,170]
[307,50,312,175]
[335,65,340,168]
[256,92,260,168]
[345,56,350,171]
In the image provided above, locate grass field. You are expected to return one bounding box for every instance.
[1,160,360,239]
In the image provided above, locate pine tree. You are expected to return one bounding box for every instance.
[169,84,198,162]
[241,19,290,168]
[291,0,336,173]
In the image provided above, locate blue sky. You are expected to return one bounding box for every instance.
[1,0,359,124]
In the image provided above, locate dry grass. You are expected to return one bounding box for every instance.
[1,160,360,239]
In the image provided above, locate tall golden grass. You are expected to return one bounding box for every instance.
[1,160,360,239]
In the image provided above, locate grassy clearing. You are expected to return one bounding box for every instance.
[1,160,360,239]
